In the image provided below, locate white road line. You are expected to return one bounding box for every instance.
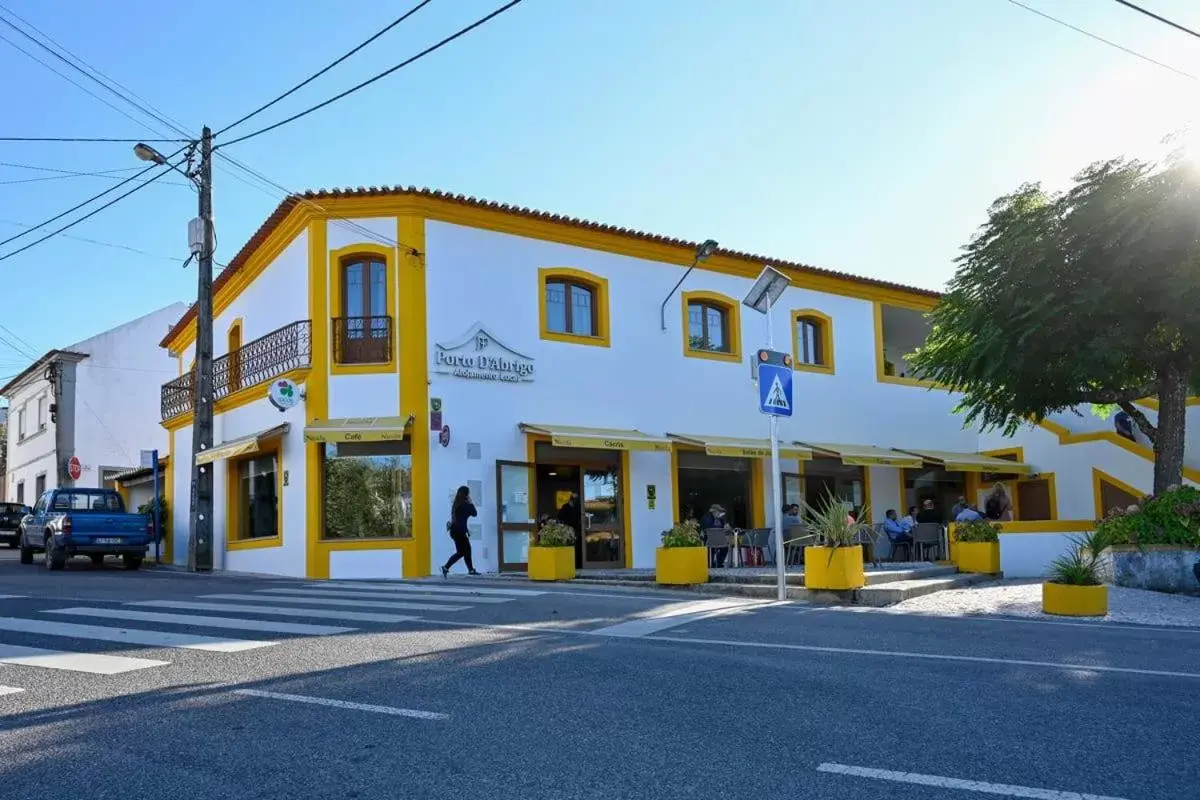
[0,616,276,653]
[202,593,468,613]
[257,587,512,605]
[589,598,778,638]
[43,607,356,636]
[323,581,544,597]
[807,606,1200,634]
[0,685,25,696]
[233,689,448,720]
[0,595,26,600]
[816,762,1130,799]
[130,600,420,624]
[0,643,169,674]
[408,618,1200,680]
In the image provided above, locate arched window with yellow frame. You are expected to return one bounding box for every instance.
[681,290,741,362]
[791,309,834,375]
[538,267,611,347]
[227,319,243,392]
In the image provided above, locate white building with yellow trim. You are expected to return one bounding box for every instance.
[155,187,1191,580]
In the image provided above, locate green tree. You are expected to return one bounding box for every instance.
[911,155,1200,494]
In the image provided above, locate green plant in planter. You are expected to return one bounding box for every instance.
[808,488,870,549]
[954,520,1001,543]
[661,519,703,548]
[531,519,576,547]
[1047,530,1112,586]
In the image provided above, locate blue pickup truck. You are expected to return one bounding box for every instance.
[18,488,154,571]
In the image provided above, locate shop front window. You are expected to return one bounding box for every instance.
[802,457,865,519]
[675,451,752,529]
[234,454,278,539]
[322,440,412,539]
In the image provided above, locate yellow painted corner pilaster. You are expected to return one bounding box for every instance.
[163,429,175,564]
[620,449,632,567]
[305,218,330,579]
[397,212,431,577]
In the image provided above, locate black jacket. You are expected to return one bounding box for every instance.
[450,502,477,536]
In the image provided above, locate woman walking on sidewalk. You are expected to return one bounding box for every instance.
[442,485,479,577]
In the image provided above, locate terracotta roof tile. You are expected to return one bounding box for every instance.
[160,186,940,348]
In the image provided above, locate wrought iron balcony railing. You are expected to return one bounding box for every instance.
[161,319,312,420]
[332,315,392,365]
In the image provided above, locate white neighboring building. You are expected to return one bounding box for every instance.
[0,303,187,506]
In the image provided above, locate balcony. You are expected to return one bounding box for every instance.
[332,316,392,365]
[161,319,312,421]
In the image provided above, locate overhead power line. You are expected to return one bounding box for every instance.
[217,0,526,149]
[0,218,185,262]
[216,0,436,137]
[0,161,191,188]
[0,136,186,142]
[0,161,176,262]
[1113,0,1200,41]
[1004,0,1197,81]
[0,161,138,176]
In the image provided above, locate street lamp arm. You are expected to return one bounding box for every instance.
[659,255,700,331]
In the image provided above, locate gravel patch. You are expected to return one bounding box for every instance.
[890,578,1200,628]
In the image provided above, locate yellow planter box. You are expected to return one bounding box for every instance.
[804,545,865,590]
[528,546,575,581]
[656,547,709,585]
[954,541,1000,574]
[1042,582,1108,617]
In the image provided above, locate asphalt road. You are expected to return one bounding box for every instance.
[0,548,1197,800]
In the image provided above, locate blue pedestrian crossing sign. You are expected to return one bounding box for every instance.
[757,349,793,417]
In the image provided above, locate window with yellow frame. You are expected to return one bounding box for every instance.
[226,442,281,545]
[329,243,397,373]
[538,267,611,347]
[791,309,834,375]
[681,290,742,362]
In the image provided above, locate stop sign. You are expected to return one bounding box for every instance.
[67,456,82,481]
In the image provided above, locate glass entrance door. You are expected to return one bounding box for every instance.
[495,461,535,572]
[581,464,624,569]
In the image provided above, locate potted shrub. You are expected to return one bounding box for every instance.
[1093,485,1200,593]
[803,489,870,591]
[527,519,577,581]
[656,520,708,585]
[952,520,1002,574]
[1042,532,1109,617]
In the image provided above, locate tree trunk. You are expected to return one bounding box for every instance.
[1152,361,1189,494]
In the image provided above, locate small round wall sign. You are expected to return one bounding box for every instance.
[268,378,300,411]
[438,425,451,448]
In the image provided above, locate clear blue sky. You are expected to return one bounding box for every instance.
[2,0,1199,383]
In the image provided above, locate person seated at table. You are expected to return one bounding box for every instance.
[955,504,984,522]
[915,498,942,524]
[883,509,913,545]
[900,505,918,529]
[782,503,802,526]
[699,503,731,567]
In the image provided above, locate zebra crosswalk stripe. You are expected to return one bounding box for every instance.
[0,616,276,653]
[0,643,169,674]
[257,587,512,604]
[202,593,468,612]
[318,581,545,598]
[43,607,356,636]
[0,685,25,696]
[129,600,420,624]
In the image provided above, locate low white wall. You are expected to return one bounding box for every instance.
[330,550,403,579]
[999,532,1078,579]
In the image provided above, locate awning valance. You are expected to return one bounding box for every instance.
[898,449,1033,475]
[303,416,410,444]
[667,433,812,460]
[800,442,924,468]
[196,424,289,465]
[520,423,670,452]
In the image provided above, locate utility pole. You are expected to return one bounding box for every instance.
[187,126,214,572]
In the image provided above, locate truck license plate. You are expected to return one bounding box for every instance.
[94,538,123,545]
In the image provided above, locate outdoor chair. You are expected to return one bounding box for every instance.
[878,522,912,563]
[912,522,944,561]
[782,524,819,566]
[742,528,772,566]
[704,528,730,567]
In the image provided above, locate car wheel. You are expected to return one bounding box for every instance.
[122,555,142,571]
[18,532,33,565]
[89,554,104,566]
[45,536,66,571]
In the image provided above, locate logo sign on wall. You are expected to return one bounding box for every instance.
[432,323,535,383]
[268,378,301,411]
[67,456,82,481]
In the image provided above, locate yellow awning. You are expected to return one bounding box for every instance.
[303,416,410,444]
[667,433,812,460]
[196,424,289,465]
[898,449,1033,475]
[520,423,670,452]
[800,442,924,468]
